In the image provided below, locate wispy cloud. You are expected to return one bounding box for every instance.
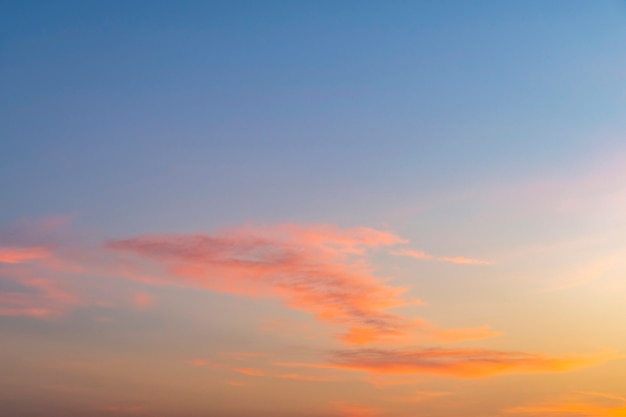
[131,292,155,310]
[107,224,497,344]
[233,367,266,376]
[0,247,79,317]
[1,218,614,389]
[278,348,615,378]
[437,256,491,265]
[505,391,626,416]
[0,246,51,264]
[106,224,417,344]
[392,249,491,265]
[391,249,434,260]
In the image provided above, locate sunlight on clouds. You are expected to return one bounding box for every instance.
[277,348,616,378]
[0,246,51,264]
[107,224,494,345]
[392,248,492,265]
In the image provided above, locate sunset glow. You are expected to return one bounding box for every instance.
[2,1,626,416]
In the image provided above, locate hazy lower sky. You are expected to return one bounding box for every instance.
[2,1,626,416]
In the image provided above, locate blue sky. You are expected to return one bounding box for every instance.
[3,1,626,234]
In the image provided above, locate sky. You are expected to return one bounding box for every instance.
[2,1,626,416]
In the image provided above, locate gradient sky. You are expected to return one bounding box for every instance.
[2,1,626,416]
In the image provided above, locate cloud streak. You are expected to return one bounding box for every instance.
[106,224,418,344]
[0,245,79,317]
[0,246,51,264]
[278,347,615,378]
[107,224,500,344]
[392,249,491,265]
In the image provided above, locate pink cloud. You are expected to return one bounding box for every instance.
[105,224,500,345]
[131,292,155,310]
[391,249,433,260]
[0,220,498,345]
[437,256,491,265]
[0,246,51,264]
[0,261,79,317]
[392,249,491,265]
[106,224,418,344]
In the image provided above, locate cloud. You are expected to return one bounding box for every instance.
[330,401,381,417]
[131,292,155,310]
[0,220,98,317]
[437,256,491,265]
[391,249,433,260]
[0,254,79,317]
[505,391,626,416]
[392,249,491,265]
[277,348,615,378]
[0,246,51,264]
[233,367,266,376]
[106,224,420,344]
[0,220,498,345]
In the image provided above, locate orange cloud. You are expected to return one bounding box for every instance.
[278,348,614,378]
[0,246,51,264]
[189,359,209,366]
[233,367,266,376]
[392,249,491,265]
